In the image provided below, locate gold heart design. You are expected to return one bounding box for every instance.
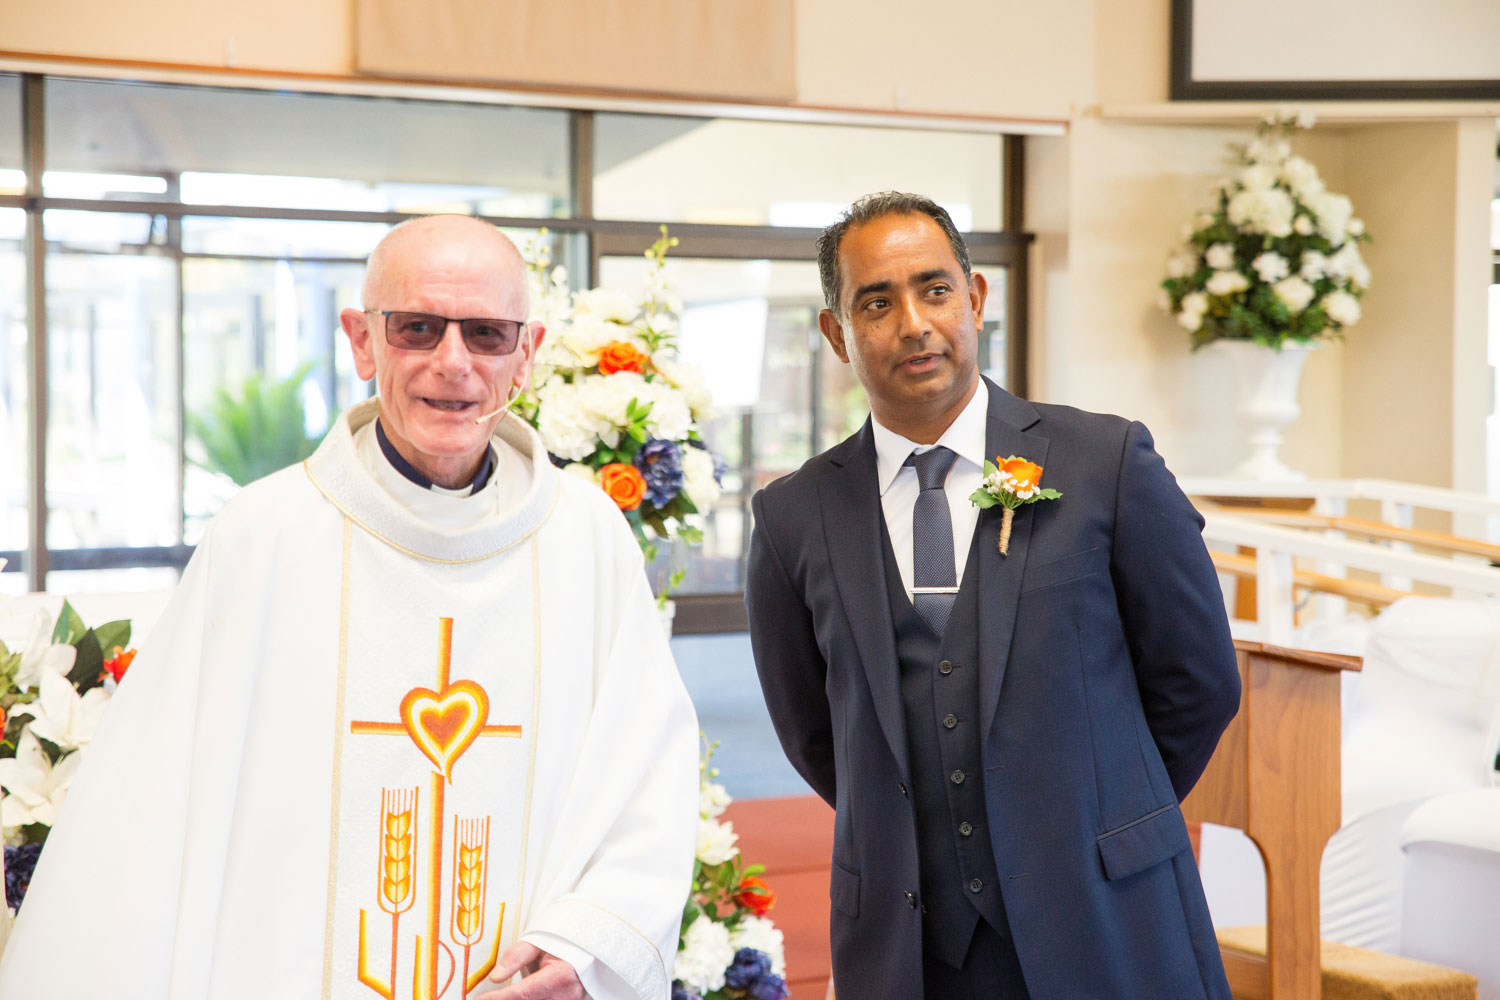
[400,680,490,783]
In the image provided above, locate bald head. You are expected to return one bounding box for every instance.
[362,215,529,317]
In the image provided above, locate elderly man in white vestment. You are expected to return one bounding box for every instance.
[0,216,700,1000]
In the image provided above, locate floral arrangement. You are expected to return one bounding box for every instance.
[521,228,726,602]
[969,455,1060,556]
[0,600,134,915]
[1161,111,1372,350]
[674,736,789,1000]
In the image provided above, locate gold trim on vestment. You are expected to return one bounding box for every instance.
[320,515,355,995]
[507,537,545,958]
[563,896,669,985]
[301,460,558,565]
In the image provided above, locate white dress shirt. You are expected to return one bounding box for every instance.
[870,379,992,602]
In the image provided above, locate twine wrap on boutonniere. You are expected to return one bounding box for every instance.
[969,455,1061,556]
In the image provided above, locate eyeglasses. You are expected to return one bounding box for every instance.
[364,310,525,356]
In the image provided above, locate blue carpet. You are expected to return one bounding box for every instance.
[670,632,814,802]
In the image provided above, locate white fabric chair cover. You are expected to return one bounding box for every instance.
[1400,788,1500,1000]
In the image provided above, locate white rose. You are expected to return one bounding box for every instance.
[651,354,716,420]
[1273,276,1316,313]
[682,446,723,512]
[729,916,788,977]
[1322,290,1362,326]
[1300,251,1327,282]
[1347,218,1365,237]
[1280,157,1324,200]
[1205,243,1236,270]
[1239,164,1277,191]
[535,381,609,461]
[1194,212,1215,229]
[571,286,637,324]
[1324,243,1363,282]
[1251,252,1289,284]
[697,817,740,865]
[677,918,736,995]
[1181,292,1209,316]
[1177,309,1204,332]
[1227,188,1295,237]
[1307,190,1353,247]
[573,371,647,442]
[700,780,732,820]
[1293,215,1313,236]
[1351,260,1372,289]
[635,379,694,441]
[562,462,598,484]
[1205,270,1250,297]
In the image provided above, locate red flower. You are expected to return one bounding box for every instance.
[103,645,137,683]
[733,874,776,916]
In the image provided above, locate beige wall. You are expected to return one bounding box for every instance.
[1,0,1092,122]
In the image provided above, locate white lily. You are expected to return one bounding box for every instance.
[22,667,111,752]
[0,730,83,834]
[12,609,77,691]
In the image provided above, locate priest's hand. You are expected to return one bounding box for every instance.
[485,940,585,999]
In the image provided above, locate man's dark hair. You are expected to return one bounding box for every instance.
[816,191,973,319]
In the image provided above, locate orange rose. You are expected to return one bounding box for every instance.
[599,463,647,510]
[596,340,649,375]
[733,875,776,916]
[999,457,1043,491]
[102,645,137,683]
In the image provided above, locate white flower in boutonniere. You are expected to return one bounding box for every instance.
[969,456,1062,556]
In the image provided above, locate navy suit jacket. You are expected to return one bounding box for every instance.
[745,379,1240,999]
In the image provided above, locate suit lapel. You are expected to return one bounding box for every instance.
[976,380,1048,748]
[817,421,909,783]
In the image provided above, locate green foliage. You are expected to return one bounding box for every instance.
[188,362,330,486]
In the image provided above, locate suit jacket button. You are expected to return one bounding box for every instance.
[969,878,984,893]
[959,821,974,836]
[950,769,965,785]
[938,660,954,675]
[905,890,918,908]
[943,714,958,729]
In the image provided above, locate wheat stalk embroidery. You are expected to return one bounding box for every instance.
[451,816,493,993]
[376,787,418,994]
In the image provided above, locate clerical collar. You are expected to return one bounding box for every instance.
[375,417,495,496]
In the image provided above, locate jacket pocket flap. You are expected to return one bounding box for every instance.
[1020,546,1107,595]
[1096,802,1191,881]
[829,858,860,918]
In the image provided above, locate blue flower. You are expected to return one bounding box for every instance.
[4,842,44,911]
[749,973,789,1000]
[724,948,773,989]
[671,982,702,1000]
[634,438,685,509]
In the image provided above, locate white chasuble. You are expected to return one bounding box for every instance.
[0,399,699,1000]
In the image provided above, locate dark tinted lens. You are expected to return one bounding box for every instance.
[460,319,521,356]
[385,311,447,350]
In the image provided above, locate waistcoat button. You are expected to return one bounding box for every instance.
[938,660,954,675]
[950,770,965,785]
[969,878,984,893]
[943,714,958,729]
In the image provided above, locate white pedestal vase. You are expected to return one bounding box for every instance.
[1214,339,1314,482]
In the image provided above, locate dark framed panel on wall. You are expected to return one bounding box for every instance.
[1170,0,1500,101]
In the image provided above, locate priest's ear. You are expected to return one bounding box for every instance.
[340,307,379,382]
[514,322,546,390]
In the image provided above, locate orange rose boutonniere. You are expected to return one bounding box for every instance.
[969,455,1061,555]
[599,462,647,510]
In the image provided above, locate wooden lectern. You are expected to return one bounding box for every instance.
[1182,640,1362,1000]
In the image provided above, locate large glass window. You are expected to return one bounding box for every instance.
[0,75,1026,626]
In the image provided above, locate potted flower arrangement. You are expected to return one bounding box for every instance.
[1159,111,1372,480]
[0,599,135,941]
[674,736,789,1000]
[521,228,726,607]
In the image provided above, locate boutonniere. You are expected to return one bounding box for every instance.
[968,456,1062,556]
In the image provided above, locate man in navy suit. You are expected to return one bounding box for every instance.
[745,192,1241,999]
